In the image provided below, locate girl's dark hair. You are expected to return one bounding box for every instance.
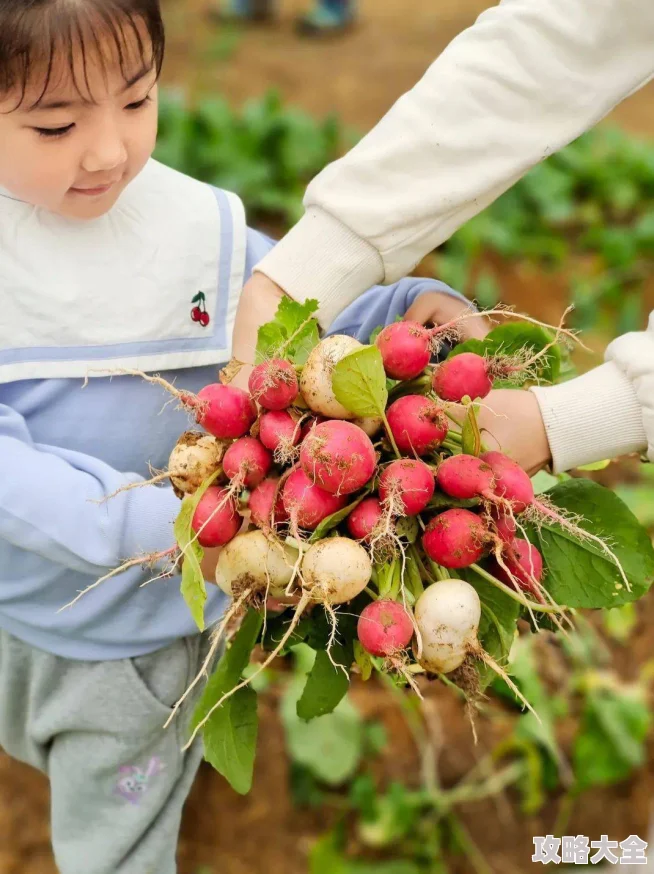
[0,0,165,106]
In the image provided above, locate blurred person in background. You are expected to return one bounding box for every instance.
[237,0,654,477]
[212,0,356,37]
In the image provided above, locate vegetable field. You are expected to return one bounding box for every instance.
[2,2,654,873]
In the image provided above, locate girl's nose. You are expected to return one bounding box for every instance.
[81,126,128,173]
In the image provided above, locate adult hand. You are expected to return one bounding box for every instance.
[404,291,491,340]
[475,389,552,475]
[229,272,288,391]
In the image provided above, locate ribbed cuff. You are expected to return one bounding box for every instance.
[530,362,647,473]
[122,485,180,561]
[254,207,384,329]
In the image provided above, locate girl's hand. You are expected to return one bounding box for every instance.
[404,291,491,340]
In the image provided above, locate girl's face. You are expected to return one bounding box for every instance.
[0,20,158,221]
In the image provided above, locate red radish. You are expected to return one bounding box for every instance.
[347,497,384,541]
[357,600,414,656]
[491,511,518,544]
[432,352,492,402]
[222,437,272,488]
[191,384,256,439]
[282,469,347,530]
[248,478,288,528]
[422,509,487,568]
[299,415,325,442]
[376,321,431,380]
[248,359,299,410]
[481,451,534,513]
[493,539,543,593]
[436,454,495,500]
[191,487,241,547]
[379,460,435,516]
[259,410,301,452]
[386,395,448,455]
[300,420,376,495]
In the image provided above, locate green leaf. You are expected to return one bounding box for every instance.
[576,459,611,471]
[461,403,482,456]
[463,569,521,689]
[310,832,421,874]
[191,292,205,303]
[190,609,263,793]
[449,322,561,384]
[368,324,384,344]
[255,296,320,365]
[573,684,651,791]
[535,479,654,607]
[297,642,353,719]
[281,676,363,785]
[201,688,258,794]
[426,493,481,511]
[173,469,221,630]
[603,602,637,644]
[395,515,419,543]
[309,490,370,542]
[353,640,373,681]
[332,345,388,417]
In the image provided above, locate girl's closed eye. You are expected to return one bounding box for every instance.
[125,95,152,111]
[34,124,75,139]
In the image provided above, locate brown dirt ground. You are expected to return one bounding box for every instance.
[3,2,654,873]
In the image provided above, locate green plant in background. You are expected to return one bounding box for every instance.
[156,90,654,333]
[155,89,349,227]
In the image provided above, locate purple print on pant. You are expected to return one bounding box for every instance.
[114,756,166,805]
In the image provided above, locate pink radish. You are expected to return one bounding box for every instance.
[422,508,487,568]
[432,352,492,402]
[282,468,347,530]
[347,497,384,541]
[248,478,288,528]
[436,454,495,500]
[493,539,544,593]
[248,359,299,410]
[191,487,241,547]
[259,410,301,452]
[490,510,518,544]
[357,600,414,656]
[480,451,534,513]
[378,460,435,516]
[376,321,431,380]
[386,395,448,455]
[222,437,272,488]
[300,420,376,495]
[191,384,257,439]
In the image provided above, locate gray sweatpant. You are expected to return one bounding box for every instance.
[0,628,215,874]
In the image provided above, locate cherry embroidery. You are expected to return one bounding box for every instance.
[191,292,210,327]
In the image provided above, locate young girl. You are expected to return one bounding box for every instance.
[0,3,473,871]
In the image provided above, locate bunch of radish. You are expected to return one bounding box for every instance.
[99,299,639,750]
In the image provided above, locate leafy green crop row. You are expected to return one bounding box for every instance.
[156,89,654,333]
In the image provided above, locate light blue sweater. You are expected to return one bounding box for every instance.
[0,225,464,660]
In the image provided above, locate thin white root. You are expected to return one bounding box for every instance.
[59,547,178,611]
[434,304,588,352]
[86,368,190,399]
[475,646,541,724]
[163,589,252,729]
[91,471,171,504]
[183,592,312,750]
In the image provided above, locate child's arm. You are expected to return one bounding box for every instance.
[0,402,179,575]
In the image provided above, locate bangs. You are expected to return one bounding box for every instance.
[0,0,165,107]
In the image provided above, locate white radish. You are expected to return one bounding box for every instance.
[414,580,481,673]
[299,335,363,419]
[214,530,299,599]
[168,431,227,496]
[301,537,372,604]
[353,416,383,437]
